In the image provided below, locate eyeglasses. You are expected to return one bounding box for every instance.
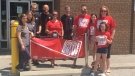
[101,10,107,12]
[53,14,58,16]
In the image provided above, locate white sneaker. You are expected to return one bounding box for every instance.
[100,73,106,76]
[90,72,95,76]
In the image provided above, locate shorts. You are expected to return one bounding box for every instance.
[97,47,108,54]
[107,44,112,58]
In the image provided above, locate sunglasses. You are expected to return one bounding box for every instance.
[101,10,107,12]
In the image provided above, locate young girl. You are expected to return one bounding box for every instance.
[89,13,97,69]
[90,22,112,76]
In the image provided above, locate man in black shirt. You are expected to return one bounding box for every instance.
[41,4,53,36]
[61,6,74,40]
[31,3,42,37]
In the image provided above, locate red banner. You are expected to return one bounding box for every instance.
[30,36,85,60]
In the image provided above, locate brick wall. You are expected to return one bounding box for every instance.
[54,0,134,54]
[54,0,60,19]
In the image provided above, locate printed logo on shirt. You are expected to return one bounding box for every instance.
[97,20,108,29]
[90,26,94,35]
[78,18,89,27]
[70,17,72,20]
[97,35,107,45]
[49,17,51,19]
[36,18,38,20]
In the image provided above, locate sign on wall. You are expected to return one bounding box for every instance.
[17,6,23,14]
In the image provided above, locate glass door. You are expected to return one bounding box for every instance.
[5,0,30,51]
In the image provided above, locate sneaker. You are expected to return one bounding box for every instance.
[15,65,23,71]
[100,73,106,76]
[90,72,95,76]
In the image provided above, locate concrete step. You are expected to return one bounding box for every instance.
[20,68,90,76]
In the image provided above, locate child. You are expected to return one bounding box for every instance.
[89,14,97,69]
[90,22,112,76]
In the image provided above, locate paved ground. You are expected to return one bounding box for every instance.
[0,53,135,76]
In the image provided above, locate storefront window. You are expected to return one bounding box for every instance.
[0,0,7,48]
[1,0,7,40]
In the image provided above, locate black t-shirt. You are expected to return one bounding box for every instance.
[61,14,74,31]
[41,13,53,35]
[34,13,41,32]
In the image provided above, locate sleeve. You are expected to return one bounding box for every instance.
[46,21,50,28]
[16,25,22,32]
[73,16,78,25]
[59,21,63,27]
[38,14,41,25]
[72,16,74,25]
[94,19,98,28]
[40,13,42,25]
[107,32,111,40]
[51,14,53,20]
[110,16,116,28]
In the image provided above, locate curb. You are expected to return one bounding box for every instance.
[20,69,81,76]
[20,63,135,76]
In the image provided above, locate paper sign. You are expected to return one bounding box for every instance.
[17,6,22,14]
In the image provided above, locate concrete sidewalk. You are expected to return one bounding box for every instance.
[0,54,135,76]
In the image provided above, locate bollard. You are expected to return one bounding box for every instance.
[84,33,89,67]
[11,21,19,74]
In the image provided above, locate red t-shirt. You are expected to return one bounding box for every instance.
[96,31,111,48]
[89,22,95,36]
[95,16,116,35]
[73,14,91,36]
[46,20,63,36]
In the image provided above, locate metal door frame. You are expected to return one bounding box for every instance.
[6,0,30,50]
[0,0,1,49]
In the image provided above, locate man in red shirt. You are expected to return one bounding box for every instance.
[72,4,91,68]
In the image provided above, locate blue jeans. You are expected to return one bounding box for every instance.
[17,46,31,69]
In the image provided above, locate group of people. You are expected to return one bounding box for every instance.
[13,2,116,76]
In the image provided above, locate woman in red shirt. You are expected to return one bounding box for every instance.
[95,6,116,73]
[46,10,64,67]
[46,10,64,38]
[90,22,112,76]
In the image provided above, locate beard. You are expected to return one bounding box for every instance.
[81,11,87,14]
[44,10,49,13]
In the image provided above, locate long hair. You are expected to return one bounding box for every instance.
[26,11,35,24]
[19,14,27,29]
[90,13,97,23]
[99,6,110,18]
